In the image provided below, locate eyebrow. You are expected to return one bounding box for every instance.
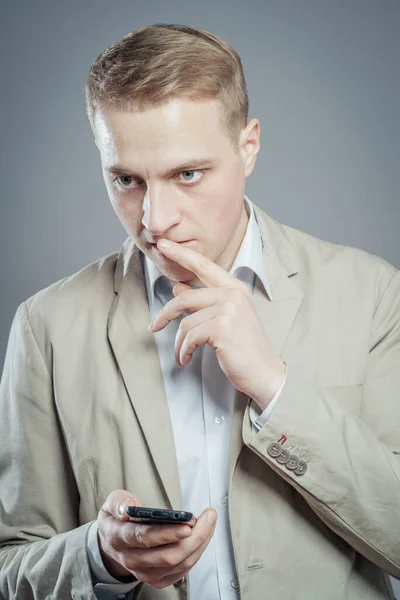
[105,157,217,178]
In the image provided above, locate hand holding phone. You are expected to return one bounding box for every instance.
[97,489,217,589]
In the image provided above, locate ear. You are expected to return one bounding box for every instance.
[239,118,260,178]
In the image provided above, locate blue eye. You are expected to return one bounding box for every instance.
[114,175,143,190]
[180,170,202,183]
[118,176,133,186]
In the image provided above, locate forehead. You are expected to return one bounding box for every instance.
[94,98,232,165]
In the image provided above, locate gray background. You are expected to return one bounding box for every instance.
[0,0,399,594]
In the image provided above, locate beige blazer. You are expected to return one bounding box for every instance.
[1,203,399,600]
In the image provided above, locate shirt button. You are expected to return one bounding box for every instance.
[220,495,229,507]
[214,415,224,425]
[230,578,240,590]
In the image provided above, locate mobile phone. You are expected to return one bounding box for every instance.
[126,506,197,526]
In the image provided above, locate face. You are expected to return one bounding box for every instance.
[94,97,260,286]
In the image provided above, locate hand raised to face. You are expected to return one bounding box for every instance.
[149,239,286,411]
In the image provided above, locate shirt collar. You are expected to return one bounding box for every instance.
[142,195,271,305]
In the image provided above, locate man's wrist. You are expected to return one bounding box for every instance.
[253,360,287,411]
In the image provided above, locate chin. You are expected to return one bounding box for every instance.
[157,261,195,283]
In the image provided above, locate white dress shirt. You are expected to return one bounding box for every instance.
[87,195,288,599]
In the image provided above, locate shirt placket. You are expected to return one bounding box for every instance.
[202,343,240,598]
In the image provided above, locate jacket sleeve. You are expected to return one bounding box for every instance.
[0,302,96,600]
[243,269,400,578]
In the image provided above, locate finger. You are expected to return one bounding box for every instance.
[149,287,222,332]
[100,516,193,559]
[120,521,193,549]
[157,240,248,290]
[175,305,221,366]
[150,570,188,590]
[99,489,143,523]
[155,524,215,579]
[129,562,189,589]
[173,282,192,296]
[179,317,229,366]
[131,566,188,590]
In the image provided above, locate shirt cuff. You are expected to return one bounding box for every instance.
[249,363,288,432]
[87,520,141,595]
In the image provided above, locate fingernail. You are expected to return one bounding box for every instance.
[118,503,125,517]
[158,240,172,249]
[207,510,217,526]
[148,320,155,331]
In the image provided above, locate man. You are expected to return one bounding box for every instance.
[0,22,399,600]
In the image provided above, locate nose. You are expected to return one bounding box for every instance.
[142,182,181,238]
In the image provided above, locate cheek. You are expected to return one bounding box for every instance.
[200,176,244,233]
[109,191,144,235]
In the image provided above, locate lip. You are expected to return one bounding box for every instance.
[150,240,197,248]
[177,240,197,247]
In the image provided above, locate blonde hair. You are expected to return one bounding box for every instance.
[85,23,249,146]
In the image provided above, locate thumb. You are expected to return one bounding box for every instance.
[100,489,143,522]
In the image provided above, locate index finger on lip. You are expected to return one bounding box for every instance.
[157,240,238,289]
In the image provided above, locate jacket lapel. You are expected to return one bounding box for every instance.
[107,239,182,510]
[229,205,304,481]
